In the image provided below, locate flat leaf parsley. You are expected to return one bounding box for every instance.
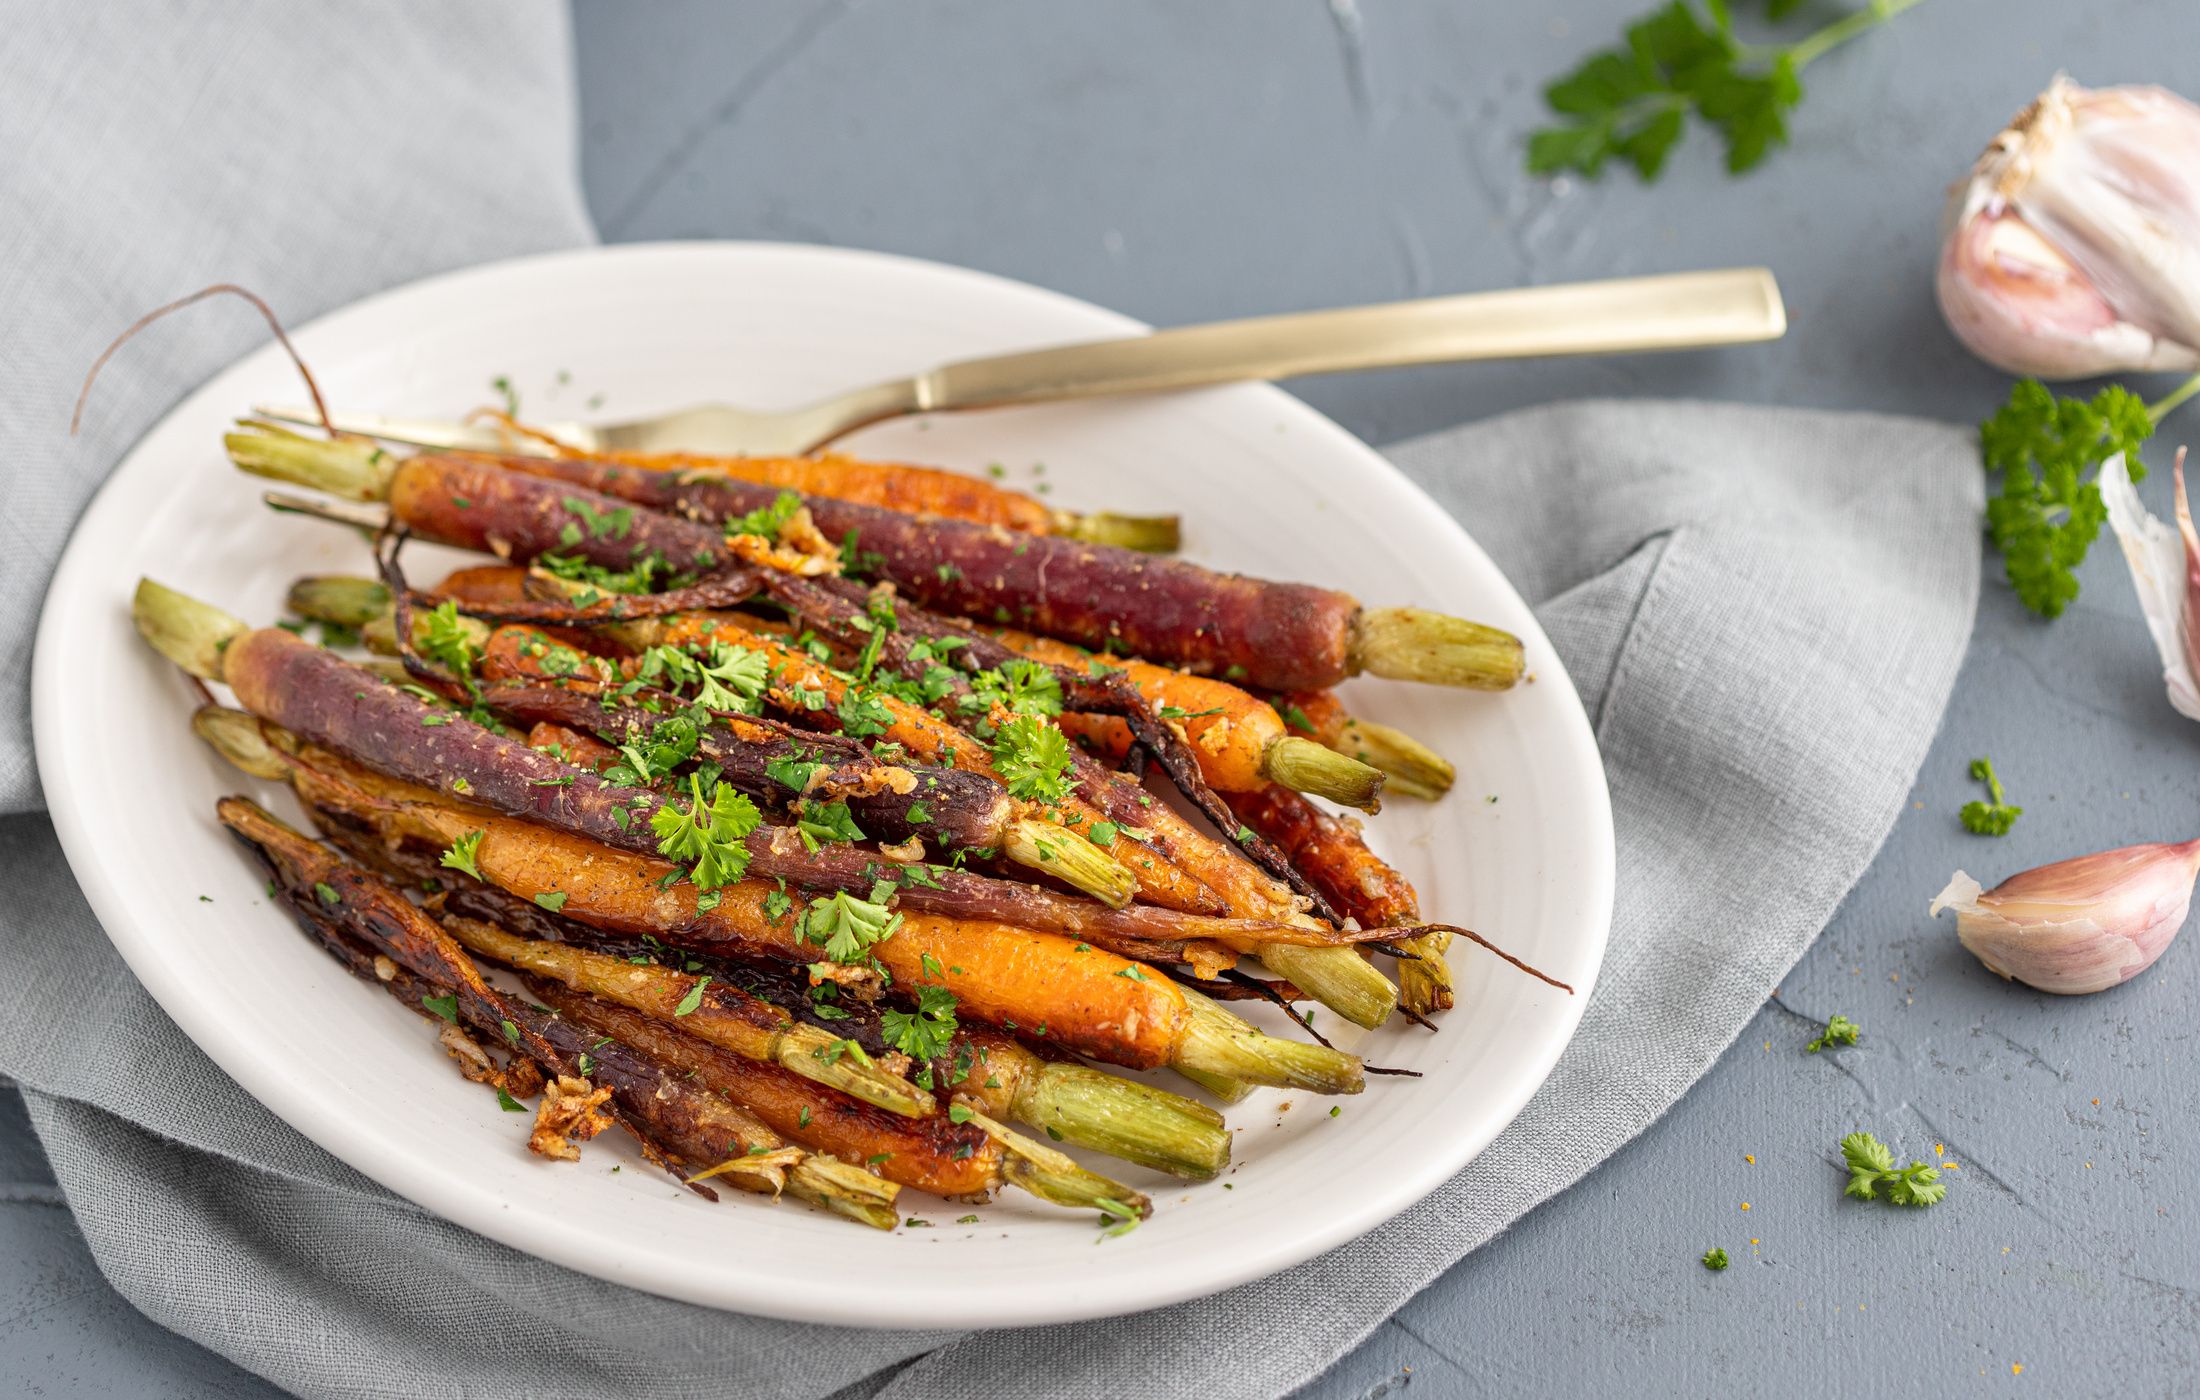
[1840,1131,1947,1208]
[1529,0,1923,182]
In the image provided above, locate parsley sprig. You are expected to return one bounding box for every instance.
[802,883,904,965]
[649,773,762,890]
[1530,0,1922,182]
[1960,757,2021,837]
[880,984,960,1062]
[990,715,1073,803]
[1840,1131,1947,1208]
[1805,1012,1860,1054]
[1978,374,2200,618]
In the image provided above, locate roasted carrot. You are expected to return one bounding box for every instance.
[995,629,1383,811]
[522,721,619,772]
[463,447,1524,693]
[221,798,899,1224]
[229,429,1523,694]
[137,585,1167,927]
[642,609,1229,917]
[533,981,1157,1215]
[1269,689,1456,800]
[192,709,1359,1091]
[538,983,1005,1199]
[344,851,1229,1178]
[436,914,936,1117]
[520,447,1179,551]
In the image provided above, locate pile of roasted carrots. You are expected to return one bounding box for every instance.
[131,418,1564,1233]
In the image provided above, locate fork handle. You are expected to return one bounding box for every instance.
[908,268,1785,412]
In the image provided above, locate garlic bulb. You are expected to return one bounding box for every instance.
[1931,839,2200,994]
[2102,447,2200,721]
[1937,77,2200,379]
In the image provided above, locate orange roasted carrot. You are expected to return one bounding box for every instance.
[254,737,1189,1069]
[524,721,619,772]
[649,611,1228,916]
[996,630,1382,811]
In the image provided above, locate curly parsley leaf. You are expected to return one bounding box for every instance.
[1980,379,2156,618]
[1805,1012,1860,1054]
[880,984,960,1062]
[801,888,903,965]
[1529,0,1917,182]
[417,601,482,683]
[1959,756,2022,836]
[725,491,802,541]
[1701,1246,1730,1271]
[991,715,1073,803]
[649,773,762,890]
[794,800,865,851]
[964,659,1064,720]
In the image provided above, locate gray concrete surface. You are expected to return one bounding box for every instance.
[7,1,2199,1394]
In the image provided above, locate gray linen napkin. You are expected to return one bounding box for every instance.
[0,6,1985,1397]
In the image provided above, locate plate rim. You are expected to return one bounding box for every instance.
[32,240,1615,1327]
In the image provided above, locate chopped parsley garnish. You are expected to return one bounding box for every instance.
[947,1103,975,1124]
[1960,757,2022,836]
[794,800,865,851]
[835,685,896,739]
[801,888,903,965]
[439,830,486,881]
[417,601,480,683]
[1805,1013,1861,1054]
[561,495,634,541]
[991,715,1073,803]
[766,751,826,793]
[312,881,342,906]
[1087,821,1119,848]
[496,1087,527,1112]
[650,773,762,889]
[965,659,1063,719]
[532,891,568,913]
[1701,1247,1729,1271]
[724,491,802,541]
[420,993,458,1024]
[881,984,959,1062]
[673,977,710,1017]
[1840,1131,1947,1208]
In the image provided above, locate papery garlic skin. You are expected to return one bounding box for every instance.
[1938,77,2200,379]
[2102,448,2200,721]
[1932,839,2200,994]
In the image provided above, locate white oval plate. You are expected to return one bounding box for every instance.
[34,243,1613,1329]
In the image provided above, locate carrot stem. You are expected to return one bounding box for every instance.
[227,423,393,501]
[1350,607,1524,690]
[1050,510,1182,553]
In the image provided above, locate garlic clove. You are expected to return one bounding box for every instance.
[1937,76,2200,379]
[2102,447,2200,721]
[1931,838,2200,994]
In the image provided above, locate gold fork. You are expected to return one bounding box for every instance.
[256,267,1784,457]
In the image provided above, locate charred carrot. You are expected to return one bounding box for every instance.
[533,446,1179,552]
[1270,689,1456,800]
[437,914,937,1117]
[638,609,1229,917]
[1222,783,1452,1013]
[221,798,898,1224]
[995,629,1383,811]
[346,846,1229,1178]
[467,446,1524,693]
[136,583,1156,921]
[231,429,1522,694]
[188,703,1360,1091]
[533,981,1152,1215]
